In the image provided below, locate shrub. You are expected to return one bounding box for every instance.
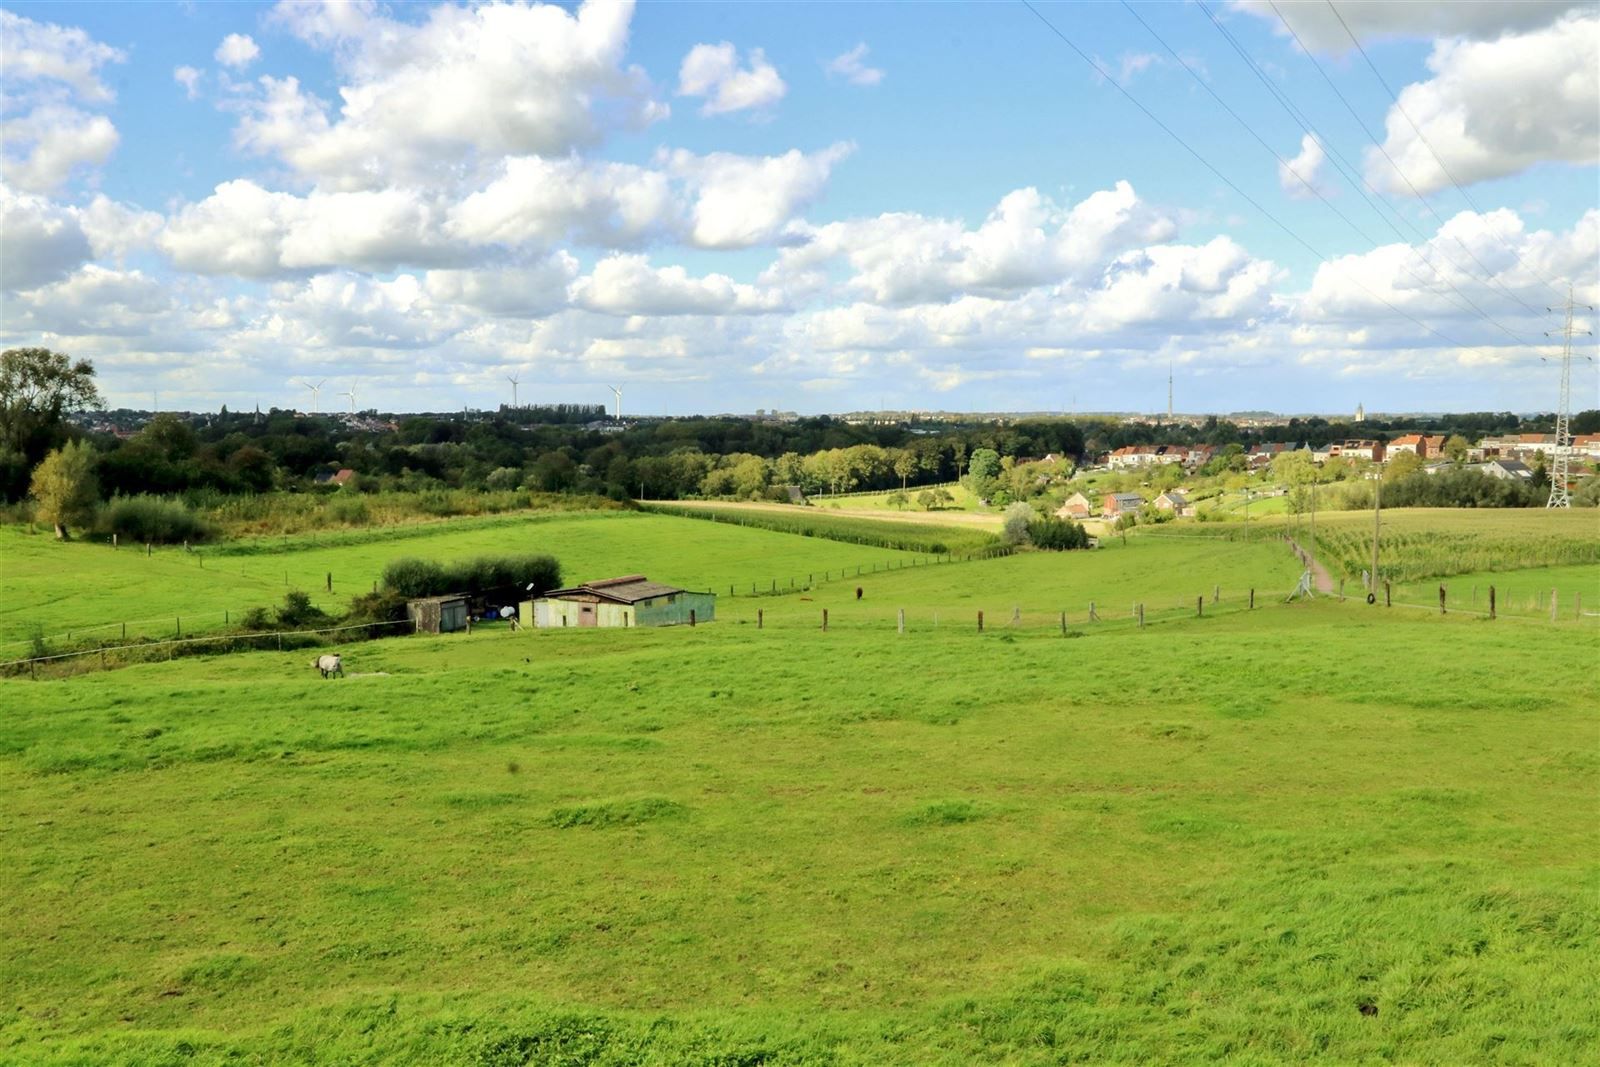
[1027,516,1089,550]
[99,495,215,544]
[275,590,326,629]
[346,589,408,624]
[327,496,370,524]
[381,554,561,599]
[1000,502,1034,546]
[381,557,447,598]
[238,607,271,631]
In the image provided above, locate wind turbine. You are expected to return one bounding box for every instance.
[341,379,359,414]
[506,373,520,409]
[299,379,326,414]
[608,384,623,421]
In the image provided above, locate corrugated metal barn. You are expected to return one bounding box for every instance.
[521,575,716,629]
[407,594,470,634]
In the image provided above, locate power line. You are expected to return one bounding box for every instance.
[1120,0,1537,350]
[1323,0,1568,303]
[1018,0,1478,355]
[1189,0,1541,348]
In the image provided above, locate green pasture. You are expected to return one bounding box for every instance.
[812,482,981,512]
[0,512,922,653]
[3,580,1595,1063]
[642,501,1001,554]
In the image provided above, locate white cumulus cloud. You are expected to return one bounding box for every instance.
[570,254,785,315]
[668,143,853,248]
[1230,0,1584,52]
[215,33,261,69]
[0,11,124,192]
[1366,12,1600,194]
[1279,133,1327,198]
[239,0,665,190]
[0,9,125,102]
[824,44,883,87]
[174,65,203,99]
[678,42,786,115]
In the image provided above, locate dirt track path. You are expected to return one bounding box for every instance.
[1286,538,1336,593]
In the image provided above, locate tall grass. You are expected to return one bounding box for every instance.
[201,489,620,537]
[642,501,1003,556]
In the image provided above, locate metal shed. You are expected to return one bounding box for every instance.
[407,594,470,634]
[521,575,715,629]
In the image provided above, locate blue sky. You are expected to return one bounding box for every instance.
[2,0,1596,416]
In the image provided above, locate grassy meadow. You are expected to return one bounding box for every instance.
[0,511,925,654]
[2,510,1596,1062]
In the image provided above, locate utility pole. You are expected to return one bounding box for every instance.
[1546,285,1593,508]
[1370,470,1381,598]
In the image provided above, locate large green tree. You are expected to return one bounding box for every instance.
[29,440,99,540]
[967,447,1001,501]
[0,348,103,462]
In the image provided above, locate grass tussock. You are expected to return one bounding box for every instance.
[544,796,687,829]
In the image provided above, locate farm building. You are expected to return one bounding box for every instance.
[1102,492,1145,519]
[407,594,470,634]
[522,575,716,629]
[1153,491,1195,516]
[1055,491,1092,519]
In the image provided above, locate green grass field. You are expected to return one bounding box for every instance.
[0,512,925,654]
[3,516,1595,1063]
[811,482,980,512]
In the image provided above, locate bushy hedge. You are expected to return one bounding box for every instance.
[381,554,561,599]
[98,494,216,544]
[1027,516,1090,550]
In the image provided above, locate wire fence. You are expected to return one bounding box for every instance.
[1,619,416,680]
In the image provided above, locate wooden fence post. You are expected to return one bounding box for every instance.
[1197,596,1203,618]
[1338,580,1345,601]
[176,617,181,638]
[113,534,118,550]
[1575,592,1581,619]
[1488,585,1496,620]
[1059,612,1066,635]
[1249,588,1255,610]
[689,609,697,627]
[899,609,906,634]
[121,622,126,640]
[1089,601,1098,622]
[1550,590,1558,623]
[1439,585,1447,615]
[1138,604,1145,629]
[821,609,828,632]
[1213,585,1219,604]
[1011,605,1020,625]
[977,610,984,632]
[757,609,763,629]
[146,542,151,557]
[1384,581,1391,608]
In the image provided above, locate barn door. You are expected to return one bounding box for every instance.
[579,604,597,628]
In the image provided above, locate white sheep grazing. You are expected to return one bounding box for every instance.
[312,653,344,679]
